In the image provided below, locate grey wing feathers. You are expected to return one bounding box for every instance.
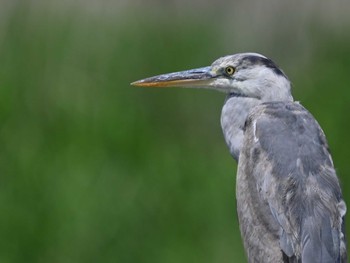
[245,101,347,262]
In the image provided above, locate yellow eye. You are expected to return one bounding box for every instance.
[225,66,235,75]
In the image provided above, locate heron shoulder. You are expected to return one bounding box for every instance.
[240,101,346,261]
[244,101,334,175]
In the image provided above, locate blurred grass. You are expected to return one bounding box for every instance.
[0,1,349,262]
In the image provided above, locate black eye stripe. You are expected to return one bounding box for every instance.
[241,56,287,78]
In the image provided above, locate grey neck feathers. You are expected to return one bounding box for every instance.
[221,92,294,161]
[221,95,260,161]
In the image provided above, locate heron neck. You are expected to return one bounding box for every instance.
[220,95,261,161]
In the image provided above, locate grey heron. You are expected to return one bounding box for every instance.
[131,53,347,262]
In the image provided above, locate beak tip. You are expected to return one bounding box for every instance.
[130,80,142,86]
[131,79,160,87]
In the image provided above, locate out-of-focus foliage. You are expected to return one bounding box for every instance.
[0,1,349,262]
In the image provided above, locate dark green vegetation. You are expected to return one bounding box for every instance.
[0,2,349,262]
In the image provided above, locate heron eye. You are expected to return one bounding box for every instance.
[225,66,235,76]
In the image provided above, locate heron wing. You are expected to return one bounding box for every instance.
[243,101,347,262]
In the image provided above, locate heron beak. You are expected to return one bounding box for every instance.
[131,66,216,88]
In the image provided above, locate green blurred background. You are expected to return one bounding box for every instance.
[0,1,350,262]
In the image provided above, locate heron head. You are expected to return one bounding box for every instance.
[132,53,292,102]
